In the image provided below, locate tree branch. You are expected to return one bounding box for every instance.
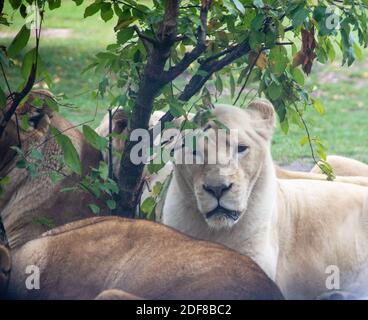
[0,16,43,139]
[153,37,252,131]
[132,25,157,52]
[162,0,212,83]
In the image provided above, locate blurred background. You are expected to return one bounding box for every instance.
[1,0,368,170]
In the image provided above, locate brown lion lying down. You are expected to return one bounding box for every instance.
[7,216,283,300]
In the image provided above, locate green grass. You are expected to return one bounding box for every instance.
[1,0,368,165]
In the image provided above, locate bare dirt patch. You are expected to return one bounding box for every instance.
[0,28,72,39]
[280,161,314,172]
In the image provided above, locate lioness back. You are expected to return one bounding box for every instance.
[311,155,368,177]
[8,217,283,300]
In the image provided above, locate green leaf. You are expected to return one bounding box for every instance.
[0,87,6,109]
[0,176,9,186]
[141,196,155,214]
[117,27,134,45]
[229,73,235,99]
[21,48,36,79]
[30,148,43,160]
[291,67,305,85]
[50,171,63,183]
[106,199,116,210]
[326,40,336,62]
[84,2,101,18]
[33,216,55,229]
[9,0,22,9]
[98,161,109,180]
[353,43,363,61]
[300,135,309,146]
[72,0,83,5]
[169,100,185,117]
[7,25,31,58]
[147,161,165,174]
[83,125,108,151]
[280,119,289,134]
[253,0,264,9]
[48,0,61,10]
[16,159,27,169]
[153,181,163,195]
[215,74,223,94]
[89,203,100,214]
[267,82,282,100]
[52,127,82,175]
[61,187,78,193]
[101,2,114,22]
[292,7,309,28]
[269,46,288,75]
[312,99,325,115]
[232,0,245,14]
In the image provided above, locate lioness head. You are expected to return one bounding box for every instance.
[0,90,52,177]
[172,100,275,230]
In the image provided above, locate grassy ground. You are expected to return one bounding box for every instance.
[1,0,368,165]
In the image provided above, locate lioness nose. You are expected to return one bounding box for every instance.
[203,183,232,199]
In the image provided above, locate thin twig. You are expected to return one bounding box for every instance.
[108,108,113,180]
[0,62,12,95]
[133,25,156,46]
[275,41,293,46]
[233,49,263,105]
[293,103,326,174]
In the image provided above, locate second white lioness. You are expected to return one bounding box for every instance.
[311,155,368,177]
[162,100,368,299]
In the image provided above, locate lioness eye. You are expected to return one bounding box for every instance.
[237,145,248,153]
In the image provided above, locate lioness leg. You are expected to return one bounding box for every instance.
[95,289,143,300]
[0,244,11,298]
[316,290,359,300]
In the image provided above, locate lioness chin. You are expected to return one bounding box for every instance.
[162,100,368,299]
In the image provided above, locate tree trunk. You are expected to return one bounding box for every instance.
[116,0,180,217]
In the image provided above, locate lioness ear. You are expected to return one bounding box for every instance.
[113,110,129,134]
[247,99,275,139]
[247,99,275,123]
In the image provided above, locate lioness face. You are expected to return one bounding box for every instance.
[173,101,275,230]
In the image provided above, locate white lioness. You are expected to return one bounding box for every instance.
[96,110,368,225]
[162,100,368,299]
